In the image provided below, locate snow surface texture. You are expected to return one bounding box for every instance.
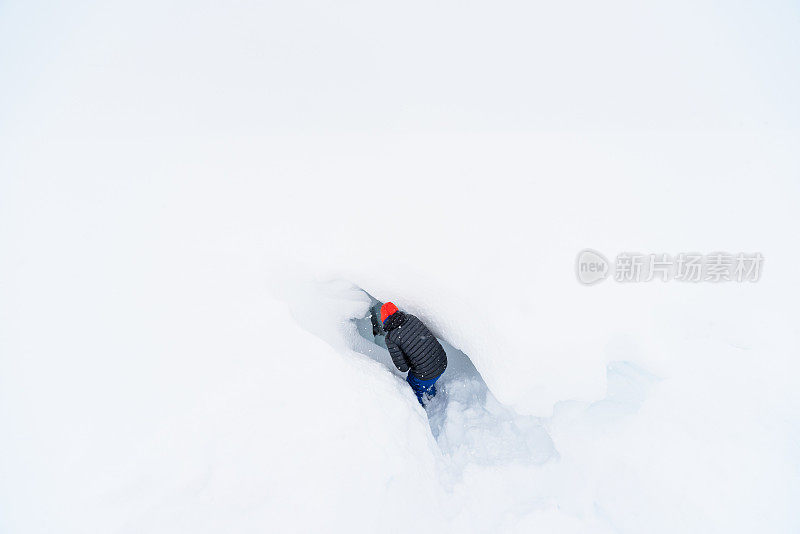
[2,1,800,533]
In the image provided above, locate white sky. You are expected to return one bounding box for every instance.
[1,0,798,137]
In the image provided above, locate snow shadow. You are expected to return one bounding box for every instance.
[353,293,558,470]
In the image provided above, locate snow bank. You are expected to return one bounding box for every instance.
[0,258,445,532]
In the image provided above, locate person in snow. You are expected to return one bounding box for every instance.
[380,302,447,405]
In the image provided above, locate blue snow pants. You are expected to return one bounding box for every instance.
[406,373,440,406]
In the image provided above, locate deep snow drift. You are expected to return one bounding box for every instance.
[2,1,800,533]
[2,134,798,534]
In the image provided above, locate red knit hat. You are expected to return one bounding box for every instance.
[380,302,398,323]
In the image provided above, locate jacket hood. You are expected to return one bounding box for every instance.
[382,310,406,331]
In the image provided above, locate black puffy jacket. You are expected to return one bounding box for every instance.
[384,311,447,380]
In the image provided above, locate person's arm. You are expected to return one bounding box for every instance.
[385,335,410,372]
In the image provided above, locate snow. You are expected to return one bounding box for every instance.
[2,1,800,532]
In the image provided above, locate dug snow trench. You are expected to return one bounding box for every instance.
[353,294,557,470]
[281,279,657,477]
